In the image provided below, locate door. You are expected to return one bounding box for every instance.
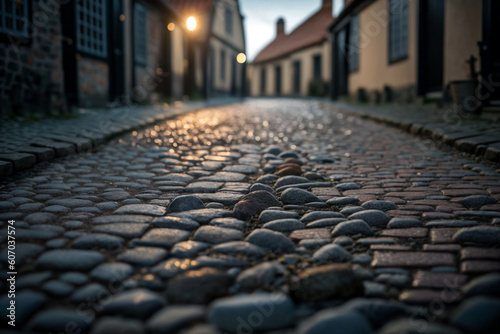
[108,0,125,103]
[481,0,500,105]
[231,55,237,96]
[418,0,445,95]
[275,65,282,96]
[333,28,348,98]
[293,61,301,95]
[60,2,78,107]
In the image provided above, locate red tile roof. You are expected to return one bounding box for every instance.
[165,0,214,16]
[253,5,334,64]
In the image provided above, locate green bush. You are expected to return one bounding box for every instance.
[308,79,325,97]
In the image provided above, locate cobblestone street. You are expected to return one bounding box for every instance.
[1,99,500,333]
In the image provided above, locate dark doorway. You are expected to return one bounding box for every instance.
[293,61,301,95]
[332,27,349,98]
[108,0,125,103]
[60,1,78,107]
[231,54,237,96]
[481,0,500,106]
[260,68,266,95]
[418,0,445,95]
[275,65,282,95]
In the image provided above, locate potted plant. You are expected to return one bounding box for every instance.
[449,55,481,115]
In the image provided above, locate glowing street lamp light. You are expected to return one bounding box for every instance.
[236,53,246,64]
[186,16,197,31]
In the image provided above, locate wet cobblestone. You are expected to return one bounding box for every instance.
[1,99,500,333]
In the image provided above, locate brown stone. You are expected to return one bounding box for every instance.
[370,244,413,251]
[461,247,500,260]
[372,251,456,268]
[275,166,302,177]
[399,289,462,304]
[412,271,468,289]
[233,191,281,220]
[289,228,330,241]
[284,157,303,165]
[380,228,428,238]
[430,228,461,244]
[423,244,461,252]
[292,263,363,302]
[422,212,457,220]
[166,267,233,304]
[460,260,500,274]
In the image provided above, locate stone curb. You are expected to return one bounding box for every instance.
[324,101,500,164]
[0,98,243,179]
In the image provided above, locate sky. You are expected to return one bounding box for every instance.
[239,0,344,62]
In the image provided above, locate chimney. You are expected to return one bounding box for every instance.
[322,0,332,8]
[276,18,285,37]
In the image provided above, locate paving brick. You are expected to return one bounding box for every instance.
[16,146,56,162]
[399,289,462,304]
[0,160,13,177]
[430,228,461,244]
[423,244,461,252]
[412,271,468,289]
[31,139,76,156]
[460,260,500,274]
[372,251,456,268]
[370,244,412,252]
[289,228,330,241]
[460,247,500,261]
[380,228,428,238]
[0,153,37,171]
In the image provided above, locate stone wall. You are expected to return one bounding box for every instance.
[78,57,109,108]
[0,0,64,116]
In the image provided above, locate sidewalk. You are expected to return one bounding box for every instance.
[324,101,500,164]
[0,98,243,178]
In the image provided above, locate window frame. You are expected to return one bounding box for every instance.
[388,0,409,64]
[134,2,147,65]
[0,0,31,44]
[76,0,108,59]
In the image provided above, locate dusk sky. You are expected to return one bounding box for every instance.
[240,0,343,62]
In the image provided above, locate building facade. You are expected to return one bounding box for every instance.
[330,0,499,107]
[249,0,334,97]
[166,0,246,98]
[0,0,187,116]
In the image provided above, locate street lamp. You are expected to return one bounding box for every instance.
[186,16,197,31]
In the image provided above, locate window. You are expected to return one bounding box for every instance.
[260,68,266,95]
[313,54,322,80]
[348,15,359,72]
[0,0,29,38]
[293,60,301,94]
[76,0,107,57]
[389,0,408,63]
[225,6,233,35]
[134,3,147,64]
[220,49,226,81]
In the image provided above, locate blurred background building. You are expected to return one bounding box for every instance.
[0,0,246,116]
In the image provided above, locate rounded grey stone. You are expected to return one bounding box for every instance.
[461,273,500,298]
[306,218,346,228]
[298,309,371,334]
[193,226,243,244]
[236,261,287,289]
[27,309,91,333]
[457,195,496,209]
[152,216,200,231]
[388,218,422,228]
[361,200,398,212]
[259,209,300,223]
[250,183,276,194]
[335,182,361,191]
[275,175,310,188]
[147,306,206,333]
[263,218,305,231]
[208,293,295,333]
[246,229,295,253]
[348,210,390,227]
[91,317,146,334]
[453,226,500,245]
[378,319,461,334]
[24,212,57,225]
[313,244,352,262]
[326,197,360,206]
[118,247,168,266]
[91,262,134,282]
[114,204,166,216]
[101,288,166,319]
[212,241,266,257]
[331,220,374,237]
[72,233,124,250]
[301,211,344,223]
[451,297,500,333]
[167,195,205,213]
[36,249,104,271]
[210,217,246,231]
[171,241,209,258]
[281,188,321,205]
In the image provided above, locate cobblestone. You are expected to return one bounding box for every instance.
[1,99,499,332]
